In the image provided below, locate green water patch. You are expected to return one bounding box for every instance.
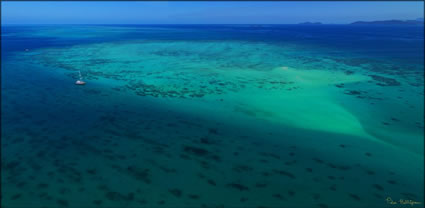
[20,39,424,155]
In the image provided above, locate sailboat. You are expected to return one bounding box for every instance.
[75,70,86,85]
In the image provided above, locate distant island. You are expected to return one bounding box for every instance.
[296,19,424,25]
[298,22,322,25]
[350,19,424,25]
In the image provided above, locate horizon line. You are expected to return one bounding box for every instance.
[2,23,424,26]
[3,18,423,26]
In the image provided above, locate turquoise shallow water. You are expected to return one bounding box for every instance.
[1,25,424,208]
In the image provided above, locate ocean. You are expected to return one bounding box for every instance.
[1,24,424,208]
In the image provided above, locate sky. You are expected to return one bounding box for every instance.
[1,1,424,24]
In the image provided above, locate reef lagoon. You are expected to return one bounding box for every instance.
[1,25,424,208]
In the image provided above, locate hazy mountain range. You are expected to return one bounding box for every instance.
[298,18,424,25]
[350,18,424,25]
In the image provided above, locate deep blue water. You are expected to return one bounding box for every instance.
[2,24,424,64]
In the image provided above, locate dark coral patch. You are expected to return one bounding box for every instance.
[366,170,375,175]
[273,169,296,179]
[207,179,217,186]
[273,194,285,200]
[335,83,345,88]
[318,203,329,208]
[312,158,324,164]
[227,183,249,191]
[169,189,183,197]
[287,190,295,196]
[188,194,200,200]
[86,169,97,175]
[126,166,151,184]
[200,137,216,145]
[369,75,401,86]
[93,200,102,205]
[183,146,209,156]
[372,184,384,191]
[57,199,69,207]
[105,191,134,201]
[208,128,219,135]
[344,90,362,95]
[233,164,253,173]
[259,152,280,160]
[348,193,361,201]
